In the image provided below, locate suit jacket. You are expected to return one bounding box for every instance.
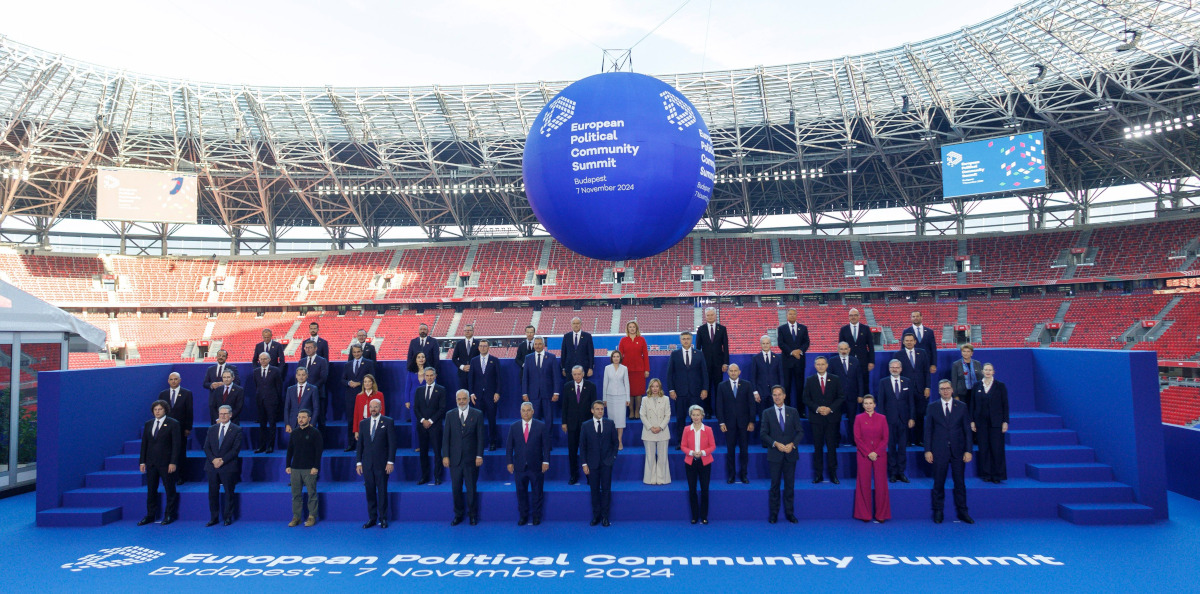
[514,339,536,369]
[838,323,875,371]
[412,383,447,426]
[209,384,245,424]
[139,417,182,468]
[346,341,377,361]
[157,388,193,434]
[343,357,377,396]
[203,363,239,392]
[203,422,242,475]
[827,355,862,399]
[252,340,286,370]
[695,322,730,369]
[776,322,811,369]
[750,351,783,399]
[559,331,595,376]
[896,347,932,397]
[579,417,618,468]
[452,338,482,371]
[681,423,716,466]
[521,351,560,400]
[467,354,501,399]
[301,336,330,360]
[876,375,917,425]
[715,379,755,427]
[506,419,552,471]
[759,404,802,463]
[950,358,984,398]
[284,383,317,429]
[801,374,845,419]
[356,415,396,474]
[442,407,486,466]
[407,336,440,374]
[970,381,1010,427]
[902,325,938,366]
[666,348,708,399]
[925,398,973,459]
[250,365,283,408]
[294,355,329,389]
[561,380,598,429]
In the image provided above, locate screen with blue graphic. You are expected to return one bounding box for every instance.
[940,131,1047,198]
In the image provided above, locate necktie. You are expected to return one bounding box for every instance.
[909,350,915,367]
[944,401,951,417]
[537,353,542,368]
[262,367,267,378]
[467,339,472,351]
[218,423,226,447]
[309,357,314,368]
[710,324,715,340]
[685,350,690,366]
[820,376,826,394]
[426,386,432,402]
[354,359,359,374]
[777,407,784,428]
[527,341,532,351]
[791,324,796,338]
[223,387,230,402]
[894,378,900,395]
[523,422,530,443]
[574,333,578,347]
[852,325,857,340]
[170,390,177,407]
[842,357,848,370]
[731,380,737,394]
[596,420,601,434]
[576,383,582,402]
[916,326,922,341]
[371,418,377,439]
[217,364,223,378]
[298,384,305,401]
[460,410,466,424]
[421,338,426,348]
[765,352,770,364]
[481,356,487,370]
[153,419,161,437]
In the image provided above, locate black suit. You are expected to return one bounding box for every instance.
[413,383,447,483]
[209,384,245,425]
[252,340,286,376]
[452,337,482,389]
[696,322,730,416]
[356,415,397,522]
[839,323,874,399]
[750,351,782,416]
[776,322,810,410]
[559,331,595,378]
[514,339,536,369]
[802,374,844,479]
[827,354,862,422]
[407,336,440,374]
[203,422,242,521]
[898,347,932,445]
[666,348,708,439]
[760,404,801,519]
[443,407,486,521]
[902,325,938,368]
[925,398,972,515]
[139,416,181,520]
[877,375,916,479]
[715,379,754,481]
[157,387,192,471]
[970,381,1010,481]
[467,354,502,448]
[347,341,377,361]
[250,364,283,449]
[203,363,239,393]
[579,417,618,523]
[301,336,330,361]
[561,380,597,483]
[506,419,552,522]
[343,357,377,447]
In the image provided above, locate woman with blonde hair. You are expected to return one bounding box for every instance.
[618,320,649,419]
[640,378,672,485]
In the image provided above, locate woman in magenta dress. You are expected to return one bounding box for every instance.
[853,395,891,522]
[618,321,649,420]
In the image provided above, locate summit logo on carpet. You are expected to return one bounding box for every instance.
[61,546,165,572]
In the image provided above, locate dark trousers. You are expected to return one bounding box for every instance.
[515,468,545,520]
[257,403,277,450]
[781,362,805,412]
[145,464,178,519]
[810,414,840,478]
[344,392,358,449]
[931,455,968,513]
[451,462,479,520]
[531,398,554,438]
[588,463,613,521]
[364,467,389,521]
[417,423,443,482]
[976,418,1007,481]
[313,385,326,429]
[911,393,928,445]
[674,395,700,440]
[704,367,723,416]
[566,427,583,482]
[724,423,750,480]
[479,396,499,447]
[685,461,711,521]
[206,471,236,520]
[887,420,908,478]
[767,458,796,518]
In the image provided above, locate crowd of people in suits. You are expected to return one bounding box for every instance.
[134,310,1009,528]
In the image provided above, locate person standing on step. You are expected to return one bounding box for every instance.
[138,399,181,526]
[506,402,551,526]
[715,363,754,484]
[343,345,376,452]
[414,366,447,486]
[925,380,974,525]
[356,398,396,529]
[204,405,242,526]
[444,389,485,526]
[286,409,323,527]
[251,352,282,454]
[580,400,618,527]
[158,372,192,485]
[970,363,1009,484]
[696,307,730,418]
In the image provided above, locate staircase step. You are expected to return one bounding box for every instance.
[1006,429,1078,446]
[1058,502,1155,525]
[123,440,142,455]
[1026,463,1113,482]
[86,470,146,488]
[36,506,122,527]
[1009,412,1063,430]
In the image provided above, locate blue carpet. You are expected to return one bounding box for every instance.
[6,491,1200,592]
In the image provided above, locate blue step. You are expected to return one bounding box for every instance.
[1006,429,1078,446]
[86,470,146,488]
[1026,463,1113,482]
[36,506,122,527]
[1058,502,1154,525]
[122,440,141,455]
[1008,412,1063,430]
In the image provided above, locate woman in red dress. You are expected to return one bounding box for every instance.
[618,320,649,419]
[853,395,890,522]
[353,374,385,442]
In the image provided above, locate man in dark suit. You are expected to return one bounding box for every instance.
[924,380,974,524]
[506,402,552,526]
[898,333,932,446]
[760,385,801,523]
[407,323,439,374]
[666,332,708,444]
[802,357,845,484]
[343,344,377,451]
[158,372,192,484]
[751,335,782,416]
[355,399,396,528]
[250,352,283,453]
[777,308,810,411]
[203,405,242,526]
[521,337,560,430]
[514,325,536,370]
[838,308,874,401]
[252,328,286,377]
[301,321,330,360]
[284,367,317,436]
[295,341,329,430]
[452,324,482,390]
[696,307,730,417]
[349,329,377,361]
[443,390,486,525]
[902,310,938,375]
[877,360,917,483]
[203,349,239,393]
[468,339,501,451]
[138,399,181,526]
[413,366,447,485]
[209,369,244,426]
[715,363,755,484]
[560,365,597,485]
[829,342,862,444]
[579,400,618,527]
[560,317,595,379]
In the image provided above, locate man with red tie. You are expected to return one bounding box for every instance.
[506,402,552,526]
[284,367,316,437]
[208,369,244,425]
[802,357,844,484]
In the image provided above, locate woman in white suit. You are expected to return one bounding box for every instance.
[640,378,672,485]
[603,350,630,450]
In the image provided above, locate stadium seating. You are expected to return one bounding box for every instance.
[1086,218,1200,278]
[110,256,216,302]
[307,251,393,301]
[702,237,775,292]
[461,241,540,299]
[221,258,314,302]
[777,237,861,290]
[383,245,468,300]
[0,253,108,302]
[861,239,956,287]
[968,232,1075,284]
[1159,385,1200,425]
[458,306,534,337]
[539,243,607,297]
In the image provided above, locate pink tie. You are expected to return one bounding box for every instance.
[523,423,530,443]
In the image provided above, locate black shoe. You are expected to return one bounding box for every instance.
[933,511,944,524]
[701,519,708,525]
[768,516,777,524]
[518,518,528,526]
[265,447,274,454]
[206,518,219,527]
[451,517,463,526]
[812,477,823,484]
[254,446,265,454]
[740,477,749,484]
[568,478,578,486]
[223,518,233,526]
[434,479,443,486]
[343,446,355,452]
[532,517,541,525]
[727,477,735,484]
[691,518,698,524]
[786,515,799,524]
[888,476,897,483]
[380,520,388,529]
[161,516,175,526]
[830,476,840,485]
[418,478,429,485]
[469,518,478,526]
[363,520,377,529]
[488,445,497,452]
[957,513,975,524]
[602,519,611,527]
[589,518,600,526]
[137,516,154,526]
[897,475,910,483]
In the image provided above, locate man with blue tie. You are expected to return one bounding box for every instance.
[751,335,782,416]
[506,402,551,526]
[666,332,708,445]
[838,308,874,398]
[580,400,618,527]
[877,360,916,483]
[453,324,482,391]
[302,321,330,360]
[761,385,801,524]
[829,342,862,445]
[468,340,502,451]
[716,363,755,484]
[296,341,328,430]
[925,380,974,524]
[521,337,560,431]
[343,345,377,452]
[203,349,239,393]
[776,308,810,411]
[284,367,316,437]
[356,399,396,529]
[898,333,932,446]
[204,405,242,526]
[902,311,938,375]
[560,317,595,379]
[253,328,286,377]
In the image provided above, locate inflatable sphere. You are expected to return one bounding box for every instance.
[522,72,715,261]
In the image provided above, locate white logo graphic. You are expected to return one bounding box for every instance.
[539,97,576,137]
[62,546,165,572]
[945,151,963,167]
[660,91,696,130]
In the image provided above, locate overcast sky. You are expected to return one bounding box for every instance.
[7,0,1021,87]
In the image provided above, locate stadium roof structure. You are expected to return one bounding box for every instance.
[1,0,1199,245]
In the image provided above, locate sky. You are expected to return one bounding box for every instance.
[5,0,1022,87]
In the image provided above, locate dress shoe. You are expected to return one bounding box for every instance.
[288,517,301,527]
[888,476,897,483]
[701,519,708,525]
[161,516,175,526]
[897,475,910,483]
[206,518,219,527]
[568,478,578,486]
[304,517,316,527]
[137,516,154,526]
[812,477,823,484]
[768,516,777,524]
[786,515,799,524]
[830,476,840,485]
[875,519,887,524]
[727,477,735,484]
[740,477,749,484]
[957,513,975,524]
[518,518,528,526]
[860,518,871,523]
[691,518,698,524]
[380,520,388,529]
[254,446,266,454]
[265,447,274,453]
[343,446,355,452]
[417,478,429,485]
[933,511,944,524]
[602,519,611,527]
[469,518,479,526]
[434,479,443,486]
[488,445,497,452]
[451,517,464,526]
[223,518,233,526]
[532,517,541,525]
[589,518,600,526]
[363,520,377,529]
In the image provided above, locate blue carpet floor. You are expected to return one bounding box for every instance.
[5,491,1200,592]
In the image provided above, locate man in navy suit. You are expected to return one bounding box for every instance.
[413,366,447,485]
[301,321,330,360]
[514,325,537,370]
[452,324,482,390]
[898,333,932,446]
[877,360,916,483]
[203,349,239,393]
[580,400,618,526]
[356,399,396,528]
[407,323,439,374]
[776,308,810,411]
[802,357,845,484]
[158,373,192,484]
[561,365,597,485]
[349,329,377,361]
[296,341,329,430]
[715,363,755,484]
[468,339,502,451]
[924,380,974,524]
[761,385,801,523]
[344,344,377,451]
[203,405,242,526]
[902,310,938,375]
[209,369,244,425]
[284,367,317,436]
[506,402,552,526]
[521,337,560,430]
[751,335,782,416]
[666,332,708,444]
[560,317,595,379]
[252,328,286,377]
[251,353,283,453]
[443,390,486,525]
[696,307,730,417]
[828,342,862,444]
[838,308,874,399]
[138,399,181,525]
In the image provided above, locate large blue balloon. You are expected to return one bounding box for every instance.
[523,72,714,261]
